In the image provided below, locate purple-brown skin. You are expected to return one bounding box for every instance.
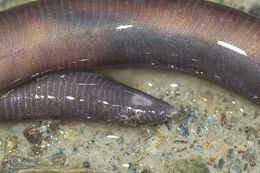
[0,0,259,124]
[0,72,178,125]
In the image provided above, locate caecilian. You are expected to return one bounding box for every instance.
[0,0,259,124]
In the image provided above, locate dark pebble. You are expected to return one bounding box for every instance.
[234,158,241,165]
[112,165,118,171]
[51,148,64,158]
[73,147,78,153]
[83,161,90,168]
[185,105,193,115]
[176,123,189,137]
[183,113,198,123]
[179,104,185,115]
[142,167,152,173]
[128,162,137,173]
[24,127,42,144]
[192,123,201,134]
[165,121,173,131]
[31,146,42,156]
[218,158,225,170]
[249,155,256,167]
[173,140,188,144]
[226,149,234,160]
[245,127,257,141]
[189,144,194,149]
[249,5,260,17]
[220,113,227,126]
[243,163,248,171]
[116,136,124,144]
[165,152,173,160]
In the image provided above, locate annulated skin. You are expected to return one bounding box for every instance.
[0,72,178,125]
[0,0,259,123]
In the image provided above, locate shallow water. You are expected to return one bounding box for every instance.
[0,1,259,173]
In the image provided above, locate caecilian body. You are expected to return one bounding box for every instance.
[0,72,178,125]
[0,0,259,124]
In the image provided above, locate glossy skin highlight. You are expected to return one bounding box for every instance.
[0,0,259,123]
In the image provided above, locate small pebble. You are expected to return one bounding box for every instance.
[164,120,174,130]
[243,163,248,171]
[202,120,210,131]
[150,132,162,147]
[220,113,227,126]
[204,142,210,147]
[176,123,189,137]
[245,127,257,141]
[218,158,225,170]
[249,5,260,17]
[214,107,221,113]
[134,145,141,153]
[31,146,42,156]
[24,127,42,144]
[112,165,118,171]
[249,155,256,167]
[62,131,71,139]
[164,152,173,160]
[51,148,64,158]
[128,162,137,173]
[146,132,163,155]
[234,158,241,165]
[231,117,238,124]
[173,156,210,173]
[116,136,124,144]
[237,144,247,152]
[210,157,216,163]
[142,167,152,173]
[189,144,194,148]
[190,123,200,135]
[73,147,78,153]
[52,156,66,165]
[230,165,241,173]
[173,140,188,144]
[5,136,18,153]
[226,149,234,160]
[83,161,90,168]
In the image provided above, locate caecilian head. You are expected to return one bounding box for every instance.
[115,91,179,126]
